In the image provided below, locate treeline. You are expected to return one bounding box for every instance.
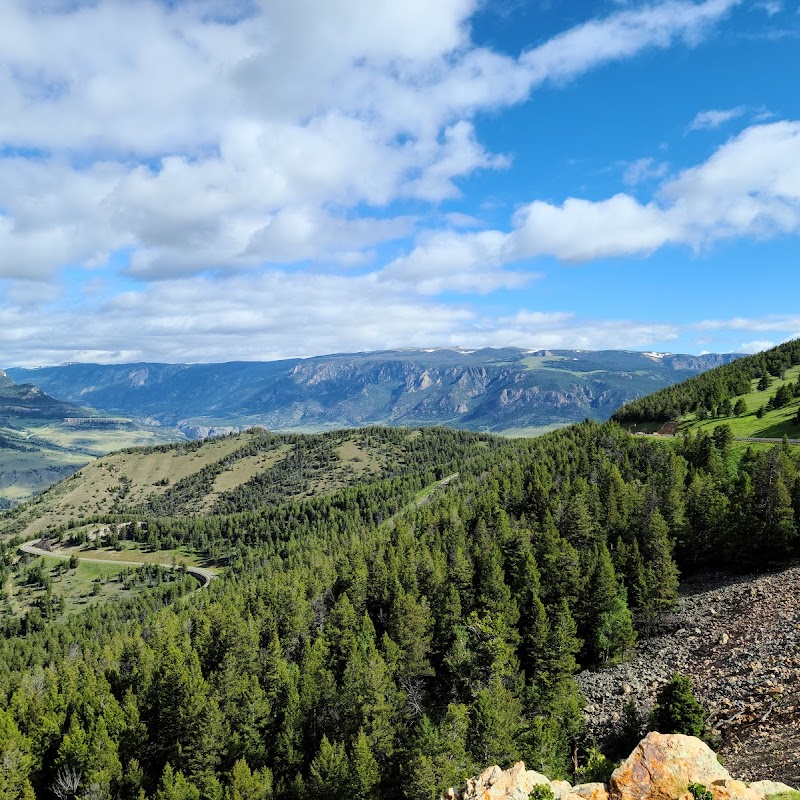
[0,422,798,800]
[613,338,800,423]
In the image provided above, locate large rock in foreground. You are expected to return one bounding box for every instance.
[610,732,731,800]
[445,733,796,800]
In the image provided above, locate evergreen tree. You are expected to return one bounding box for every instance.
[404,706,472,800]
[467,679,523,768]
[595,584,635,665]
[636,507,679,616]
[154,765,200,800]
[349,730,380,800]
[650,674,705,738]
[0,708,34,800]
[307,738,349,800]
[225,760,272,800]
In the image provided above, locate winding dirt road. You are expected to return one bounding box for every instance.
[18,540,216,588]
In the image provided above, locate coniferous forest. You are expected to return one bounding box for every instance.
[1,354,800,800]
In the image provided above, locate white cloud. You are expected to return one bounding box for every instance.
[1,0,777,366]
[739,339,776,352]
[695,314,800,331]
[752,1,782,16]
[0,0,741,282]
[523,0,741,84]
[511,194,680,261]
[389,119,800,285]
[688,106,747,130]
[380,228,534,294]
[0,269,682,365]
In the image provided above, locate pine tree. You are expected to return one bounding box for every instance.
[225,760,272,800]
[349,730,380,800]
[0,708,35,800]
[153,764,200,800]
[467,679,523,767]
[307,737,349,800]
[637,507,679,615]
[650,674,705,738]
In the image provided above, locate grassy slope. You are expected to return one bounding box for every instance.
[1,432,260,540]
[631,365,800,461]
[0,418,181,504]
[4,552,175,620]
[675,364,800,444]
[0,427,489,542]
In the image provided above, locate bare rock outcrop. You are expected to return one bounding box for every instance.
[444,733,796,800]
[609,732,730,800]
[442,761,550,800]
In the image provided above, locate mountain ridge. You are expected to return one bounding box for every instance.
[0,369,84,419]
[7,347,742,433]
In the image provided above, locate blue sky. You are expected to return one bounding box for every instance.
[0,0,799,366]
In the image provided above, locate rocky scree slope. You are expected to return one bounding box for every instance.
[577,562,800,784]
[446,733,795,800]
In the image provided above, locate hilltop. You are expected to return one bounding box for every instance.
[0,425,498,542]
[0,371,182,504]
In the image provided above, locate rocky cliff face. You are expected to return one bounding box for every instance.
[446,733,796,800]
[6,348,741,433]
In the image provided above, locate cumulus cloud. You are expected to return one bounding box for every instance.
[389,119,800,285]
[380,229,534,294]
[1,0,778,365]
[0,0,741,282]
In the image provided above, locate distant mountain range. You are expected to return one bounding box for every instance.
[7,347,742,435]
[0,369,83,419]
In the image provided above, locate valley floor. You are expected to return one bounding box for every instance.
[577,561,800,785]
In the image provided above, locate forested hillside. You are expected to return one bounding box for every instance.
[1,418,799,800]
[613,338,800,424]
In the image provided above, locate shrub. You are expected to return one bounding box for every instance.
[529,785,554,800]
[576,747,615,784]
[688,784,713,800]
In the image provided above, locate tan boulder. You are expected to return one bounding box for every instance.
[708,779,763,800]
[455,761,551,800]
[572,783,609,800]
[551,781,575,799]
[610,732,731,800]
